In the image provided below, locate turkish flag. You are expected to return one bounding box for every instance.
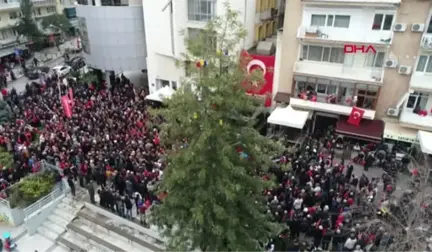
[347,107,365,126]
[241,50,275,107]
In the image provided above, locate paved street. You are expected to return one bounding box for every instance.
[6,56,66,93]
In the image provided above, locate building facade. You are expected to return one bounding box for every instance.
[0,0,56,45]
[274,0,432,147]
[75,0,146,73]
[143,0,282,94]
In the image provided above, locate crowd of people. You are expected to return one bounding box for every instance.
[261,132,421,252]
[0,68,417,251]
[0,73,165,220]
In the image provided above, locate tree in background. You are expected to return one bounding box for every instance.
[15,0,42,41]
[149,4,282,251]
[41,14,72,34]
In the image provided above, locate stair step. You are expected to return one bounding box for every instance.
[37,225,58,241]
[59,201,83,212]
[53,209,75,221]
[50,245,69,252]
[48,213,69,227]
[43,220,65,235]
[56,234,89,252]
[66,224,114,252]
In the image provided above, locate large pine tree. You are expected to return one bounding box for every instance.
[150,5,282,251]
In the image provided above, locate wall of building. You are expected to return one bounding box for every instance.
[144,0,262,94]
[375,0,431,118]
[277,0,302,94]
[76,5,146,72]
[301,6,395,44]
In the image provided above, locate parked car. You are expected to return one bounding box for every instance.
[66,56,86,70]
[24,66,50,80]
[52,65,72,77]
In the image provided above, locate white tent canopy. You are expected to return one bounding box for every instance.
[145,86,175,102]
[417,130,432,155]
[267,106,310,129]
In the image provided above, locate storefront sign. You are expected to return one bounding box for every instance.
[384,134,419,144]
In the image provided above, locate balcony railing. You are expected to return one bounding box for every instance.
[297,26,393,45]
[410,73,432,91]
[294,61,384,84]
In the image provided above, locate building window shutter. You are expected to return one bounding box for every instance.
[256,0,261,13]
[254,25,260,42]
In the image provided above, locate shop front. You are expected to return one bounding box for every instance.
[267,105,312,143]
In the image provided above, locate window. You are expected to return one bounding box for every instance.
[427,16,432,34]
[187,0,215,22]
[334,15,350,28]
[171,81,177,90]
[365,52,385,67]
[311,14,350,28]
[47,7,55,13]
[311,14,326,26]
[416,55,432,73]
[372,14,393,30]
[37,8,41,15]
[407,92,428,110]
[9,12,17,19]
[301,45,344,63]
[356,84,379,109]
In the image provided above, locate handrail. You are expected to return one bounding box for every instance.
[0,160,63,210]
[23,187,62,218]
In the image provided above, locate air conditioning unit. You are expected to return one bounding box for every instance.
[386,108,399,117]
[384,59,398,68]
[393,23,406,32]
[411,23,425,32]
[398,65,412,75]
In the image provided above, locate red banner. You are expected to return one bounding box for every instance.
[68,88,74,107]
[241,50,275,107]
[61,95,72,118]
[347,107,365,126]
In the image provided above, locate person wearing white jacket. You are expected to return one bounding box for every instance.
[344,233,358,251]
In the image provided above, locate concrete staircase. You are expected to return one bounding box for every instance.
[35,193,165,252]
[36,196,85,252]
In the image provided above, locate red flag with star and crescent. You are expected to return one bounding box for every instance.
[347,107,365,126]
[241,50,275,107]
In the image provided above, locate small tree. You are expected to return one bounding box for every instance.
[0,100,12,125]
[15,0,42,41]
[149,4,282,251]
[41,14,71,34]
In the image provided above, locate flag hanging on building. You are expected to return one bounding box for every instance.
[347,107,365,126]
[241,50,275,107]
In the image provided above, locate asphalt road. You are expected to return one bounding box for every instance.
[7,56,66,93]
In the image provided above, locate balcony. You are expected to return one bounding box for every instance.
[400,108,432,131]
[410,73,432,91]
[290,97,376,119]
[297,26,392,46]
[421,34,432,51]
[294,61,384,84]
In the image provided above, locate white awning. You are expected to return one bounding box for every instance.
[145,86,175,102]
[417,130,432,155]
[383,122,418,144]
[267,106,310,129]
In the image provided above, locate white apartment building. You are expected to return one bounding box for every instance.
[0,0,56,48]
[273,0,432,152]
[143,0,283,94]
